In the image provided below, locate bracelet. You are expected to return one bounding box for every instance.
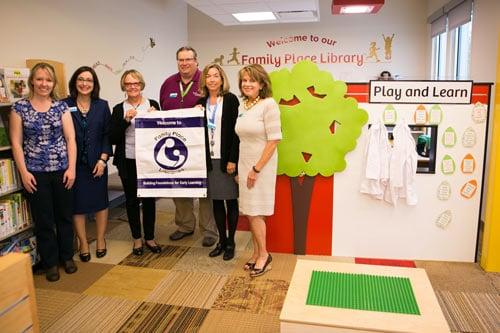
[252,165,260,173]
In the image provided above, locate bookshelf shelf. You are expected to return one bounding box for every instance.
[0,225,33,242]
[0,186,23,196]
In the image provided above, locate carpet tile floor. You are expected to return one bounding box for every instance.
[32,200,500,332]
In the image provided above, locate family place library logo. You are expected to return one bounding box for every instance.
[153,134,188,171]
[212,33,395,68]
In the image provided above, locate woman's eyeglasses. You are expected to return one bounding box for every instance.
[77,78,94,83]
[124,82,141,88]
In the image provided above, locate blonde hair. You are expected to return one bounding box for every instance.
[238,64,272,100]
[199,63,230,97]
[120,69,145,91]
[28,62,59,100]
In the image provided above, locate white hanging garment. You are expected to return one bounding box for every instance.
[360,120,390,200]
[385,118,418,206]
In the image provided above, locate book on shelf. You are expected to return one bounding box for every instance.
[0,68,30,103]
[0,115,9,147]
[0,71,8,104]
[0,192,31,239]
[0,158,21,193]
[0,229,38,265]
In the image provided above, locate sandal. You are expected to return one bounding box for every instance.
[250,254,272,278]
[243,261,256,271]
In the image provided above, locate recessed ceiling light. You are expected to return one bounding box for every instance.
[332,0,385,15]
[340,5,374,14]
[232,12,276,22]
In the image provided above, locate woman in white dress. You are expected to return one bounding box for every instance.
[235,64,281,277]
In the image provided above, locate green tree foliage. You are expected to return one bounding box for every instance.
[270,60,368,176]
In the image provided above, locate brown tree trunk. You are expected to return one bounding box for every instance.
[290,175,315,254]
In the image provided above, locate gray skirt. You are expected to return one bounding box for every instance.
[208,159,239,200]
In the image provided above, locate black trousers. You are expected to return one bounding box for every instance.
[27,171,74,268]
[120,158,156,240]
[213,199,239,246]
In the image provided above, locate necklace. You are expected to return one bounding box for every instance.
[244,96,260,110]
[127,97,142,110]
[77,99,90,113]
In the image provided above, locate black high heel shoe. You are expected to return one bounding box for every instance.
[145,241,162,253]
[96,239,107,258]
[79,252,91,262]
[250,253,272,277]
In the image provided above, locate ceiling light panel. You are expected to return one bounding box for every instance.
[233,11,277,22]
[186,0,320,26]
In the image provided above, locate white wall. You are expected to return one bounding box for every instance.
[0,0,188,106]
[188,0,428,86]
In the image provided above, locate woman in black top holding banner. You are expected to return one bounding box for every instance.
[110,69,161,256]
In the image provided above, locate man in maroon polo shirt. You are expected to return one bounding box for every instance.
[159,46,217,247]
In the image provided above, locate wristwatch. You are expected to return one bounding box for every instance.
[99,158,108,165]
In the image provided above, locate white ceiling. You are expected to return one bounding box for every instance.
[184,0,321,26]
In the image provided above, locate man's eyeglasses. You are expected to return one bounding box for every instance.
[177,58,195,63]
[77,78,94,83]
[124,82,141,88]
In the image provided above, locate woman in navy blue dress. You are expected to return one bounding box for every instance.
[63,66,112,262]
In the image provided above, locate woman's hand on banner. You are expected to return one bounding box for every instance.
[125,108,137,122]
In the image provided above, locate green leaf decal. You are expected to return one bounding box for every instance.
[270,60,368,176]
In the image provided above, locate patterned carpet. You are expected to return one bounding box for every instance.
[33,200,500,333]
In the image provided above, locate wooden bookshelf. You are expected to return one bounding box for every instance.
[0,103,35,264]
[0,253,39,332]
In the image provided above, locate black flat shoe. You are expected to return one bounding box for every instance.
[209,243,225,257]
[96,239,107,258]
[79,252,91,262]
[223,245,235,261]
[46,266,60,282]
[132,245,144,256]
[145,242,161,253]
[250,254,272,278]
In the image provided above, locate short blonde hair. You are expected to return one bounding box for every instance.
[238,64,272,100]
[28,62,59,100]
[199,63,230,97]
[120,69,145,91]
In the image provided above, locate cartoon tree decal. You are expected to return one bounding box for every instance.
[269,60,368,254]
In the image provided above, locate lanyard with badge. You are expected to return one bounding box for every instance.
[206,98,220,157]
[179,81,193,103]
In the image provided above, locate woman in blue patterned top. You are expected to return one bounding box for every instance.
[10,62,77,282]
